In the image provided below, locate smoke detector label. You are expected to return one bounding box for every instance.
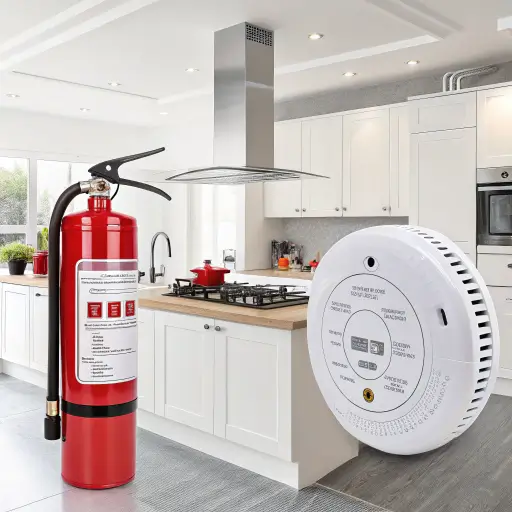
[322,274,425,413]
[77,267,138,384]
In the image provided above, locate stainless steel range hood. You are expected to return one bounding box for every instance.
[167,22,326,185]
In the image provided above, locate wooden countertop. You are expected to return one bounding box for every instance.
[138,288,307,330]
[0,274,307,330]
[238,269,314,280]
[0,274,48,287]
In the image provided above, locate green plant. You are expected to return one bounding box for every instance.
[38,227,49,251]
[0,242,35,263]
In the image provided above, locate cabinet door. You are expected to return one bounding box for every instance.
[343,108,390,216]
[264,122,302,218]
[390,105,409,217]
[138,308,155,413]
[487,287,512,370]
[154,311,215,433]
[477,86,512,168]
[1,284,30,366]
[29,287,48,373]
[301,116,343,217]
[411,128,476,244]
[213,320,291,459]
[409,92,476,133]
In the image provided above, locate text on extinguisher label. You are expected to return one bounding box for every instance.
[77,268,138,384]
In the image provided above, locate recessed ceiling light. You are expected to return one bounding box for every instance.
[185,68,199,73]
[6,93,20,98]
[80,108,90,112]
[308,33,324,41]
[160,112,169,116]
[108,81,121,87]
[343,72,357,77]
[407,60,420,66]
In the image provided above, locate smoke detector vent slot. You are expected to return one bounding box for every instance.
[246,24,273,46]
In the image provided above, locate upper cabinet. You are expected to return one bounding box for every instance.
[409,92,476,133]
[301,117,343,217]
[477,86,512,168]
[264,121,302,218]
[343,108,391,217]
[390,106,409,217]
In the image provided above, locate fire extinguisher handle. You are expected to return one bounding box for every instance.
[118,178,172,201]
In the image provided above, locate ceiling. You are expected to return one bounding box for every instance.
[0,0,511,126]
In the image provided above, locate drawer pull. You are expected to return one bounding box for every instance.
[508,264,512,269]
[35,293,42,297]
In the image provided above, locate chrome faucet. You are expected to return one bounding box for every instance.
[150,231,172,283]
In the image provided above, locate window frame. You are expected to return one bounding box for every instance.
[0,148,94,247]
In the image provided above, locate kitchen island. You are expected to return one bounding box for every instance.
[0,274,357,489]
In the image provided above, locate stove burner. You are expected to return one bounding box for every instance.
[164,279,309,309]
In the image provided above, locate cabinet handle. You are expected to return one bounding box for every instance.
[302,208,306,212]
[204,324,210,330]
[335,207,340,212]
[342,207,347,211]
[295,208,300,212]
[215,326,221,332]
[508,264,512,269]
[382,206,388,211]
[35,293,41,297]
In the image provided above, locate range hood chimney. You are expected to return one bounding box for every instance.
[167,22,326,185]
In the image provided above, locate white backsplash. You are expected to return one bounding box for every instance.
[282,217,408,261]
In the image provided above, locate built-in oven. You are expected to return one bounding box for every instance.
[477,167,512,246]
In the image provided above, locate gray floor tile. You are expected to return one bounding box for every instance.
[0,378,45,418]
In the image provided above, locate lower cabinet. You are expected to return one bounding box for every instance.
[153,311,290,457]
[29,287,49,372]
[1,284,30,366]
[138,308,155,413]
[487,287,512,371]
[154,311,215,434]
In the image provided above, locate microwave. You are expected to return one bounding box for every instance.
[477,167,512,246]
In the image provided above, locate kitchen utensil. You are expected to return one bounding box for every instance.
[190,260,230,286]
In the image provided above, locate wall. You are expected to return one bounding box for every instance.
[0,107,184,280]
[282,217,408,262]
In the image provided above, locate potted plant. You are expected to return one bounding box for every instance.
[0,242,35,275]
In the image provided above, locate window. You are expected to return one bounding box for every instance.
[0,154,91,251]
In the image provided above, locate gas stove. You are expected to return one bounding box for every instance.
[163,279,309,309]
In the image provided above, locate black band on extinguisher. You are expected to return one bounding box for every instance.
[61,398,137,418]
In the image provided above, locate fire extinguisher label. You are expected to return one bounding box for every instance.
[76,261,138,384]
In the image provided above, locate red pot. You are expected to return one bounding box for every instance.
[190,260,230,286]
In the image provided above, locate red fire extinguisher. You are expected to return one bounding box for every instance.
[44,148,171,489]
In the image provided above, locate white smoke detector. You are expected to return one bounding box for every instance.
[308,226,499,455]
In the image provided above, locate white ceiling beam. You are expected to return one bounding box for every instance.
[275,35,438,75]
[365,0,461,39]
[0,0,111,56]
[0,0,163,71]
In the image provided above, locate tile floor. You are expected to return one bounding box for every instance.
[0,374,385,512]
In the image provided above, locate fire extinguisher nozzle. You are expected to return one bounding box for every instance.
[44,415,61,441]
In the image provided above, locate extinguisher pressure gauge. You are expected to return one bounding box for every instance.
[307,226,499,455]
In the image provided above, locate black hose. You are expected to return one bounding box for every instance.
[45,182,85,441]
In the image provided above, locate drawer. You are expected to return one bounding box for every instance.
[487,287,512,369]
[409,92,476,133]
[478,254,512,286]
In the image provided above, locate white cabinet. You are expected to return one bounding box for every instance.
[138,308,155,413]
[409,92,477,133]
[154,311,215,433]
[487,287,512,370]
[1,284,30,366]
[264,121,302,218]
[342,108,391,217]
[29,287,48,373]
[477,86,512,168]
[410,128,476,252]
[390,105,409,216]
[301,116,343,217]
[213,320,290,458]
